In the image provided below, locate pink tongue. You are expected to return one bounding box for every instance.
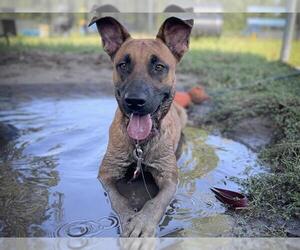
[127,114,152,140]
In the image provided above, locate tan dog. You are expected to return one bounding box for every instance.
[89,16,193,237]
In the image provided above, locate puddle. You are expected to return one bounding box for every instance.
[0,96,263,237]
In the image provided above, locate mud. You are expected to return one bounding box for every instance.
[188,102,276,152]
[224,116,276,152]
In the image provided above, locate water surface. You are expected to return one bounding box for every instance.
[0,95,263,237]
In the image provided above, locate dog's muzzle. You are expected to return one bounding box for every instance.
[116,80,172,141]
[120,80,161,116]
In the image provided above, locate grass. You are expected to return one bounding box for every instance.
[0,35,300,66]
[180,51,296,89]
[215,76,300,228]
[180,46,300,235]
[190,36,300,67]
[0,35,101,53]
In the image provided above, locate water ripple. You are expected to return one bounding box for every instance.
[53,216,119,237]
[166,193,222,220]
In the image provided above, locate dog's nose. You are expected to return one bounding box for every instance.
[125,93,146,110]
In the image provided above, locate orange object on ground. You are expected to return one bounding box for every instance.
[188,86,210,104]
[174,92,192,108]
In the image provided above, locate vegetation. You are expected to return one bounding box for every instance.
[0,35,101,53]
[180,41,300,235]
[0,35,300,66]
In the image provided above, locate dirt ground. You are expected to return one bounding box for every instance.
[0,50,197,95]
[0,51,113,96]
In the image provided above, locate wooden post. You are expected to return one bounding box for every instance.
[280,0,297,62]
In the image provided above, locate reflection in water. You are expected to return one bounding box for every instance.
[0,142,59,236]
[116,171,159,212]
[52,192,64,224]
[0,96,263,237]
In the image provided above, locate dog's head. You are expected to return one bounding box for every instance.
[90,16,193,141]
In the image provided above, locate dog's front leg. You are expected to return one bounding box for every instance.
[122,161,178,237]
[99,157,136,232]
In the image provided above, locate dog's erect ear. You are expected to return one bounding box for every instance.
[89,16,130,58]
[156,17,193,61]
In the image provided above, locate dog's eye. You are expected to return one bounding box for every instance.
[155,64,165,72]
[118,62,127,71]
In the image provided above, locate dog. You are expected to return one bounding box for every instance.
[89,16,193,237]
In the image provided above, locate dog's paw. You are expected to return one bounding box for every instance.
[121,212,156,237]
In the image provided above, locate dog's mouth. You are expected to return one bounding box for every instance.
[127,113,152,141]
[126,103,161,141]
[126,102,164,141]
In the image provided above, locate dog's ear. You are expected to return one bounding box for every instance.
[89,16,131,59]
[156,17,193,61]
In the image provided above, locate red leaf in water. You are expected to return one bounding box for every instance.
[210,187,249,209]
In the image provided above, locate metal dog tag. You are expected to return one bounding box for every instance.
[133,145,143,179]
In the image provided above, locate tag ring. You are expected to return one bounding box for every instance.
[133,147,143,160]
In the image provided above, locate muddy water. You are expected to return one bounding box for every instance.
[0,95,263,237]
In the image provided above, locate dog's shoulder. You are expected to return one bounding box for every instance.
[162,103,187,131]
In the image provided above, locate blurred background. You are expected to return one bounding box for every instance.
[0,0,299,65]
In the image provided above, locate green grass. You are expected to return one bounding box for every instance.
[0,35,102,53]
[1,35,300,66]
[190,36,300,67]
[211,76,300,226]
[180,51,296,89]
